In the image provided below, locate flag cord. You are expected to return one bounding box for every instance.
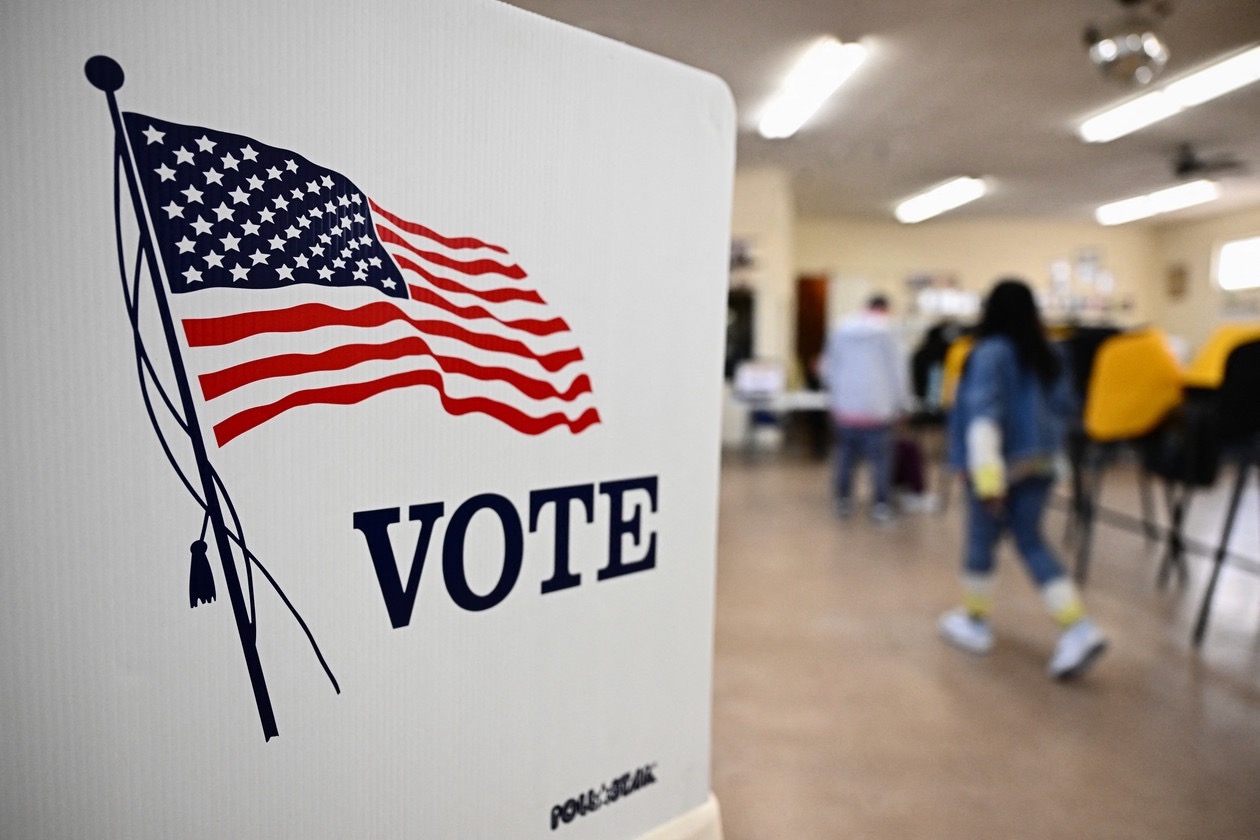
[114,149,340,696]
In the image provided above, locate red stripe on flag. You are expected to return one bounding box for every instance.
[369,199,509,254]
[182,302,584,372]
[393,255,543,304]
[197,336,595,402]
[376,227,526,280]
[406,286,570,337]
[212,369,601,446]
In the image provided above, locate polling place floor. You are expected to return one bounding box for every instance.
[711,450,1260,839]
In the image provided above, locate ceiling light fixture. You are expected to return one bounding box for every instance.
[894,177,987,224]
[1079,43,1260,143]
[1094,179,1219,225]
[1083,0,1171,86]
[757,37,867,140]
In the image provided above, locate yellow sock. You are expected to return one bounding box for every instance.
[963,573,994,620]
[1041,577,1085,626]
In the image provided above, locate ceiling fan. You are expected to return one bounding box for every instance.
[1173,143,1247,179]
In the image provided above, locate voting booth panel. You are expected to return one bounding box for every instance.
[0,2,734,838]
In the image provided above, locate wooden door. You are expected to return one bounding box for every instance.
[796,275,827,388]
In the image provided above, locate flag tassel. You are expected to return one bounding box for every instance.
[189,511,216,607]
[189,541,216,608]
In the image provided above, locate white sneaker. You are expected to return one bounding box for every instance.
[938,608,994,654]
[1048,618,1107,680]
[870,502,895,524]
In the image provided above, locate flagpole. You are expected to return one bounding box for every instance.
[86,56,279,741]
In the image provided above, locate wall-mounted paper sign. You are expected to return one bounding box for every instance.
[1,2,734,838]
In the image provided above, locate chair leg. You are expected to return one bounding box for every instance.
[1138,466,1159,541]
[936,440,952,514]
[1063,434,1087,547]
[1074,444,1106,585]
[1192,460,1251,646]
[1157,482,1191,589]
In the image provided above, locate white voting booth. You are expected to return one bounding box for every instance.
[0,2,733,838]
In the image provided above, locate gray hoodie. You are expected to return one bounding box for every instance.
[819,310,912,426]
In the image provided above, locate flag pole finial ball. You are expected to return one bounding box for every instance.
[85,56,124,92]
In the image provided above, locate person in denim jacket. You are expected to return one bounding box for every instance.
[940,278,1107,679]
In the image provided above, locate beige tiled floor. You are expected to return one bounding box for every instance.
[710,448,1260,839]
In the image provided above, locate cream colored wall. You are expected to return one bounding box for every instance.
[795,216,1161,327]
[1151,207,1260,351]
[730,167,794,363]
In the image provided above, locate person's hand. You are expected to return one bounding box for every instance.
[970,462,1005,505]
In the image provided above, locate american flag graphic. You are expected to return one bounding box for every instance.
[123,113,601,448]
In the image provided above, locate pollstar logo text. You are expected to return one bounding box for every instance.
[550,762,658,831]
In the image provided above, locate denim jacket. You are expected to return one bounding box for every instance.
[947,335,1075,474]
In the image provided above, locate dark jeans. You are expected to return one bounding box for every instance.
[964,475,1064,586]
[834,424,893,505]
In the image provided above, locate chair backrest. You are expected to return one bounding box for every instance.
[1063,325,1121,404]
[1216,338,1260,445]
[911,321,963,401]
[939,335,974,409]
[1141,395,1221,486]
[1183,322,1260,389]
[1083,327,1184,442]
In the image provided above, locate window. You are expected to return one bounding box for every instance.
[1216,234,1260,291]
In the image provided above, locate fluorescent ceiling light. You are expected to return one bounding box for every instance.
[1164,44,1260,106]
[1079,43,1260,143]
[1078,91,1180,143]
[894,177,987,223]
[1094,179,1219,225]
[757,37,867,139]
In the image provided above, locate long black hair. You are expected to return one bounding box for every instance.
[976,278,1060,384]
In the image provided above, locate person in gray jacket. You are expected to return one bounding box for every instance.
[819,294,911,522]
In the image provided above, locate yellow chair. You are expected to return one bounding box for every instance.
[939,335,974,410]
[1073,328,1186,584]
[929,335,975,512]
[1183,322,1260,389]
[1190,337,1260,645]
[1083,327,1185,442]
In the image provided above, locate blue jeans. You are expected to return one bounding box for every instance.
[964,475,1064,586]
[834,424,893,505]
